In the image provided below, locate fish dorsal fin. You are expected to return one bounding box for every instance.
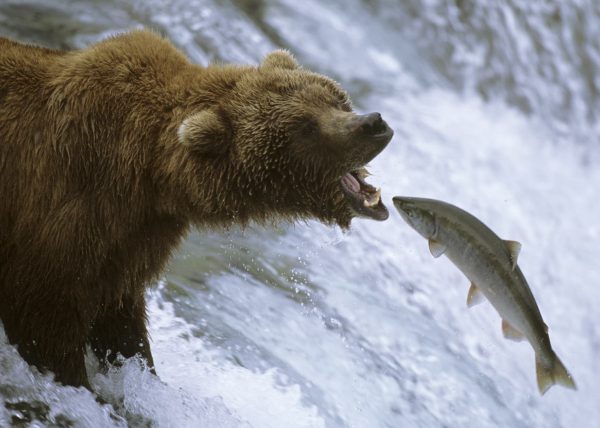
[467,283,485,308]
[428,239,446,258]
[504,240,522,270]
[501,319,526,341]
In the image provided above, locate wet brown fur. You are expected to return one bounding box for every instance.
[0,30,384,388]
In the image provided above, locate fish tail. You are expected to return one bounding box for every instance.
[535,352,577,395]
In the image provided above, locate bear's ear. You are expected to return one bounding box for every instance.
[178,109,231,156]
[260,50,299,71]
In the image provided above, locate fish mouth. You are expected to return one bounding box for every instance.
[340,167,389,221]
[392,196,409,212]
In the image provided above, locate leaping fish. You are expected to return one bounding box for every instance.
[393,196,576,395]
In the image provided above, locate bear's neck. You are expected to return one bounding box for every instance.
[151,143,271,228]
[153,139,338,230]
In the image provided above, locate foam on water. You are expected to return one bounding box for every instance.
[146,291,326,428]
[0,294,329,427]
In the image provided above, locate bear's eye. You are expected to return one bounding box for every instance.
[300,117,319,136]
[339,101,352,112]
[336,95,352,112]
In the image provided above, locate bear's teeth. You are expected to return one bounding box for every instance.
[363,188,381,208]
[356,168,371,180]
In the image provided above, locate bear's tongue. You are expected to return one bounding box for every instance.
[340,169,388,221]
[341,171,382,208]
[342,173,361,193]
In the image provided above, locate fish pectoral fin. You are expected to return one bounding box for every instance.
[466,283,485,308]
[428,239,447,258]
[504,240,522,271]
[501,319,526,342]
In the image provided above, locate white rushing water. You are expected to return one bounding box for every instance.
[1,0,599,427]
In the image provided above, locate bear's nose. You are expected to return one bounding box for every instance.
[355,112,388,136]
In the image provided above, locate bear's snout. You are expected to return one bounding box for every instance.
[351,112,393,142]
[343,112,393,168]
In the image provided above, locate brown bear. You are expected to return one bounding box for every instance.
[0,30,393,389]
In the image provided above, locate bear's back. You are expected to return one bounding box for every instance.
[0,39,64,153]
[0,38,63,96]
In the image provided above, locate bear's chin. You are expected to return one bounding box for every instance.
[340,167,389,222]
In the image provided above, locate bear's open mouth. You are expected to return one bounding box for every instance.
[340,168,389,221]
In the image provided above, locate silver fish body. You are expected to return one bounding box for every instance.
[393,196,576,394]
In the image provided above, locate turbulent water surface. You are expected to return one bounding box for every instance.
[1,0,599,427]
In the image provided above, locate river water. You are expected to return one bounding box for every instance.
[1,0,599,427]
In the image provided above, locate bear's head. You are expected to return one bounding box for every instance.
[177,51,393,228]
